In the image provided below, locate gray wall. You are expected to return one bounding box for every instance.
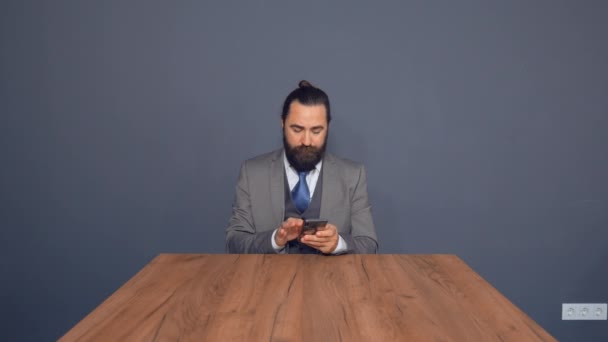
[1,1,606,340]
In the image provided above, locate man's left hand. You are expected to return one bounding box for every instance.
[300,223,339,254]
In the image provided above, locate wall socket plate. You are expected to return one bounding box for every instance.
[562,303,607,320]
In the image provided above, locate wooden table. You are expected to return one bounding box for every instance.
[60,254,555,341]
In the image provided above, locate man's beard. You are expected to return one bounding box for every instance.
[283,133,327,173]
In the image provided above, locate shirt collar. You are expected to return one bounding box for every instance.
[282,150,323,175]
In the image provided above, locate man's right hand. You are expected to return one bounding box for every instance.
[274,218,304,248]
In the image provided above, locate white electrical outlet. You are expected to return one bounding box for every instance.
[562,303,607,320]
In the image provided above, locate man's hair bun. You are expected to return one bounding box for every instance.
[298,80,314,88]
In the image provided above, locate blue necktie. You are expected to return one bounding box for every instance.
[292,171,310,213]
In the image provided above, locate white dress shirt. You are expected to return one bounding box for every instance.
[271,152,347,254]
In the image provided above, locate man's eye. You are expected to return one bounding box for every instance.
[312,129,322,134]
[293,128,303,133]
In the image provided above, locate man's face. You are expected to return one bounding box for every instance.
[282,100,328,172]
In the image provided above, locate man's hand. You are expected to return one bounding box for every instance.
[274,217,304,248]
[300,223,339,254]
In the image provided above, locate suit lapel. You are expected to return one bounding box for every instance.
[320,153,338,219]
[269,150,285,227]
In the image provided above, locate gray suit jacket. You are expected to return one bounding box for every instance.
[226,149,378,254]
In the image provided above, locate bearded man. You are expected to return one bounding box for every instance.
[226,81,378,254]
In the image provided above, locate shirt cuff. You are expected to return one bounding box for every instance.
[332,235,348,255]
[271,229,286,254]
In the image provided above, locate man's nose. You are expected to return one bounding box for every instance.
[301,131,312,146]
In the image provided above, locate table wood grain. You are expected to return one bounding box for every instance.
[60,254,556,341]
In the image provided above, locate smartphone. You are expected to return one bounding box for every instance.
[301,218,328,236]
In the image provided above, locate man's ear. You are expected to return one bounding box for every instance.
[280,118,284,129]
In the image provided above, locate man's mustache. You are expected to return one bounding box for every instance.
[293,146,319,153]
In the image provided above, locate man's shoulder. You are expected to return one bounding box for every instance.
[324,152,364,171]
[242,149,282,167]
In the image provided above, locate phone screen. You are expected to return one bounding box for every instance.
[301,219,328,235]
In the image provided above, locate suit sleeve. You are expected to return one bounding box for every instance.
[338,165,379,254]
[225,161,277,254]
